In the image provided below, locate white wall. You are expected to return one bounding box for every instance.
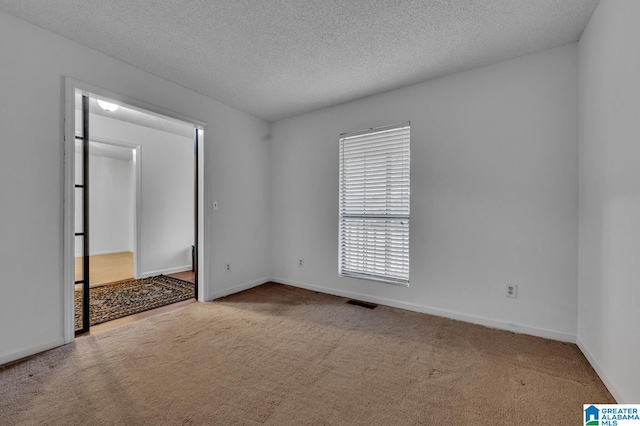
[90,154,134,256]
[271,43,579,342]
[75,152,134,257]
[0,10,271,365]
[578,0,640,403]
[86,114,195,276]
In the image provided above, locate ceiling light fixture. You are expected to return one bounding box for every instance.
[97,99,119,112]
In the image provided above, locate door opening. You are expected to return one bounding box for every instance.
[65,83,204,338]
[78,140,137,285]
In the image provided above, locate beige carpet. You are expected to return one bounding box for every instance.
[0,283,613,425]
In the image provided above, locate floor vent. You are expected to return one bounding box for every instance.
[346,299,377,309]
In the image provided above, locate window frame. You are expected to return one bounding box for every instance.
[338,122,410,286]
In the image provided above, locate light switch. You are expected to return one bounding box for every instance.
[213,201,218,210]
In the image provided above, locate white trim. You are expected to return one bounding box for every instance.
[133,144,142,280]
[67,78,206,128]
[272,277,577,343]
[0,338,65,367]
[138,265,193,279]
[63,81,76,344]
[210,277,271,300]
[197,128,206,302]
[576,337,624,403]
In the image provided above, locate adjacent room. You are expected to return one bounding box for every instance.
[0,0,638,424]
[73,94,197,332]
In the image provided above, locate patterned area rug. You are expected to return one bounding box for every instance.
[75,275,195,329]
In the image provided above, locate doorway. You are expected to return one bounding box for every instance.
[75,140,137,286]
[65,82,205,337]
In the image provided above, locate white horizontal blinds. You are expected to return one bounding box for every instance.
[339,123,410,285]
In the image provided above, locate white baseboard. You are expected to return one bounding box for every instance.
[272,277,576,343]
[139,265,192,278]
[0,337,65,367]
[209,277,271,300]
[577,337,625,403]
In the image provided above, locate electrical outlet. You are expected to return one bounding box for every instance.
[506,284,518,298]
[225,263,231,272]
[298,258,304,268]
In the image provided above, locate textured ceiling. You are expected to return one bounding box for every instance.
[1,0,598,121]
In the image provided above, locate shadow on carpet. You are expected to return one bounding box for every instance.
[75,275,194,329]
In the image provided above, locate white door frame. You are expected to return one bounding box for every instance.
[63,78,207,343]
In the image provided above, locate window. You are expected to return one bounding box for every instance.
[339,122,410,286]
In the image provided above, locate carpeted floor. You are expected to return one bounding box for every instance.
[74,275,195,329]
[1,283,613,425]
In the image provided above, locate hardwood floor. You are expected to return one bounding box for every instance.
[75,251,133,288]
[166,270,195,283]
